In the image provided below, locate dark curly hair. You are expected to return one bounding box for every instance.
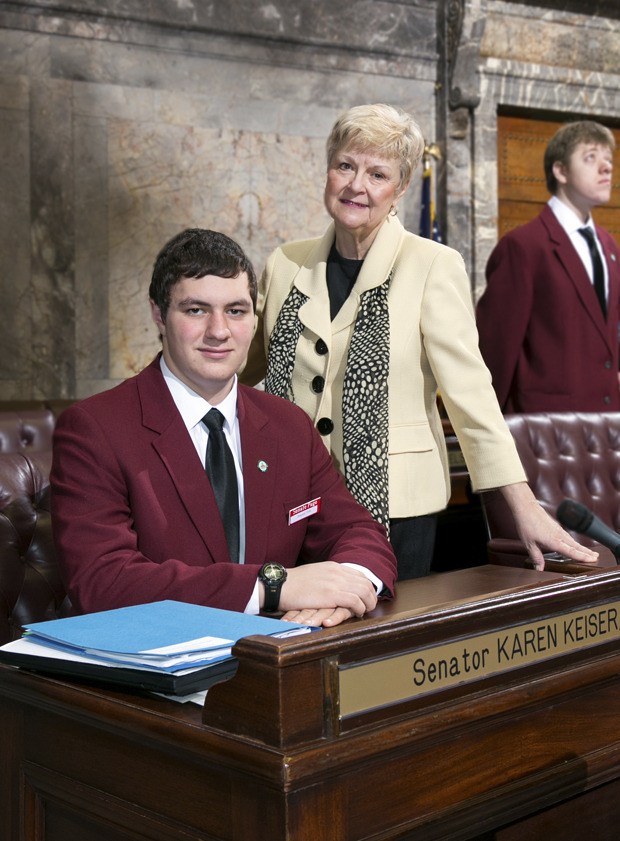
[149,228,257,320]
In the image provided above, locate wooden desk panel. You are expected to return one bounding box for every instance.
[2,566,620,841]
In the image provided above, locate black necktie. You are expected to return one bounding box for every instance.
[202,408,239,563]
[578,226,607,319]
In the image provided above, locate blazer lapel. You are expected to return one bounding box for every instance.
[542,207,612,350]
[294,225,334,345]
[236,387,282,566]
[599,228,620,297]
[296,216,407,336]
[332,214,406,332]
[355,215,407,293]
[138,358,230,562]
[600,232,620,343]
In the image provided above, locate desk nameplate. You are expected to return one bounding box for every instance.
[338,599,620,718]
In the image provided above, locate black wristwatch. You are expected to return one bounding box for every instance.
[258,562,288,613]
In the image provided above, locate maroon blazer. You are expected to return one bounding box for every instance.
[50,357,396,614]
[476,205,620,413]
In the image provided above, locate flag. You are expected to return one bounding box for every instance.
[419,164,442,242]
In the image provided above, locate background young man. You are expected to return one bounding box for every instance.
[476,121,620,413]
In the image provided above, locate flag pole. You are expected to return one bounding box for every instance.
[419,143,442,241]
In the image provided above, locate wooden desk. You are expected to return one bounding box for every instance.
[3,565,620,840]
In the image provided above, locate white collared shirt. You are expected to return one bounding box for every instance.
[548,195,609,297]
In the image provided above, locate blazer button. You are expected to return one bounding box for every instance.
[315,339,328,355]
[317,417,334,436]
[604,395,612,405]
[605,360,612,369]
[311,376,325,394]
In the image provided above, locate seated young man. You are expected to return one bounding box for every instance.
[51,228,397,627]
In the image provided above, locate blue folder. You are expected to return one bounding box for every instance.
[23,600,308,660]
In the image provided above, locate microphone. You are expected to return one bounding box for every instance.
[556,499,620,563]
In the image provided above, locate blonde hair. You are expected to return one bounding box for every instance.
[326,103,426,188]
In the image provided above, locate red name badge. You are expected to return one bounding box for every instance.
[288,497,321,525]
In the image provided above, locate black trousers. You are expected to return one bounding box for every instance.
[389,515,438,580]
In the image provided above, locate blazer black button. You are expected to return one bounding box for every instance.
[605,360,612,369]
[317,417,334,435]
[315,339,328,355]
[312,376,325,394]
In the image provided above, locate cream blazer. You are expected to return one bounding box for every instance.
[243,215,525,518]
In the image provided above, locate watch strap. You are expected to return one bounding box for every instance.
[263,581,281,613]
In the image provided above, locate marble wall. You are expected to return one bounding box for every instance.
[0,1,619,398]
[0,0,437,398]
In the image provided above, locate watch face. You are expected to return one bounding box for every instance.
[263,562,285,582]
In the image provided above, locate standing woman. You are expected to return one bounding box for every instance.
[242,103,596,579]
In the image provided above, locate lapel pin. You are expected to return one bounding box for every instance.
[258,460,268,472]
[611,254,617,262]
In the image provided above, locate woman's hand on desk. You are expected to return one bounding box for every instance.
[499,482,599,570]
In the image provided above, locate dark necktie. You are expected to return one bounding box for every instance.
[202,408,239,563]
[578,226,607,319]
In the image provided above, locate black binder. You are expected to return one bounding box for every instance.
[0,648,238,695]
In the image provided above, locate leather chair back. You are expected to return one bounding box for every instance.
[0,450,71,644]
[481,412,620,567]
[0,409,56,454]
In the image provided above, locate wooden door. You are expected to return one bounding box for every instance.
[497,114,620,245]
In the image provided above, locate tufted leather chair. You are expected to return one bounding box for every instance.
[0,410,72,644]
[481,412,620,570]
[0,409,56,454]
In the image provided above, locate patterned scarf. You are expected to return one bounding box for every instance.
[264,274,392,532]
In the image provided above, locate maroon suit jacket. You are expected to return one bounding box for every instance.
[476,205,620,413]
[50,357,396,614]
